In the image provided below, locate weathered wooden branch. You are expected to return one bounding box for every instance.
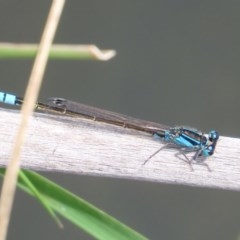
[0,108,239,191]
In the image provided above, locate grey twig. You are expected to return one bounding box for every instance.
[0,108,239,191]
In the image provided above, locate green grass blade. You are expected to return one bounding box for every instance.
[0,169,147,240]
[18,170,63,228]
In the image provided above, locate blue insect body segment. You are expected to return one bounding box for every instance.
[0,92,57,112]
[0,92,20,106]
[155,127,219,159]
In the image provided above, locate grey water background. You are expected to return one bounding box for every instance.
[0,1,240,239]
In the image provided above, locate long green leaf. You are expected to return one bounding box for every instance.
[0,169,147,240]
[18,170,63,228]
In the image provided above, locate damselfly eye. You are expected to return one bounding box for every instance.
[209,131,219,142]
